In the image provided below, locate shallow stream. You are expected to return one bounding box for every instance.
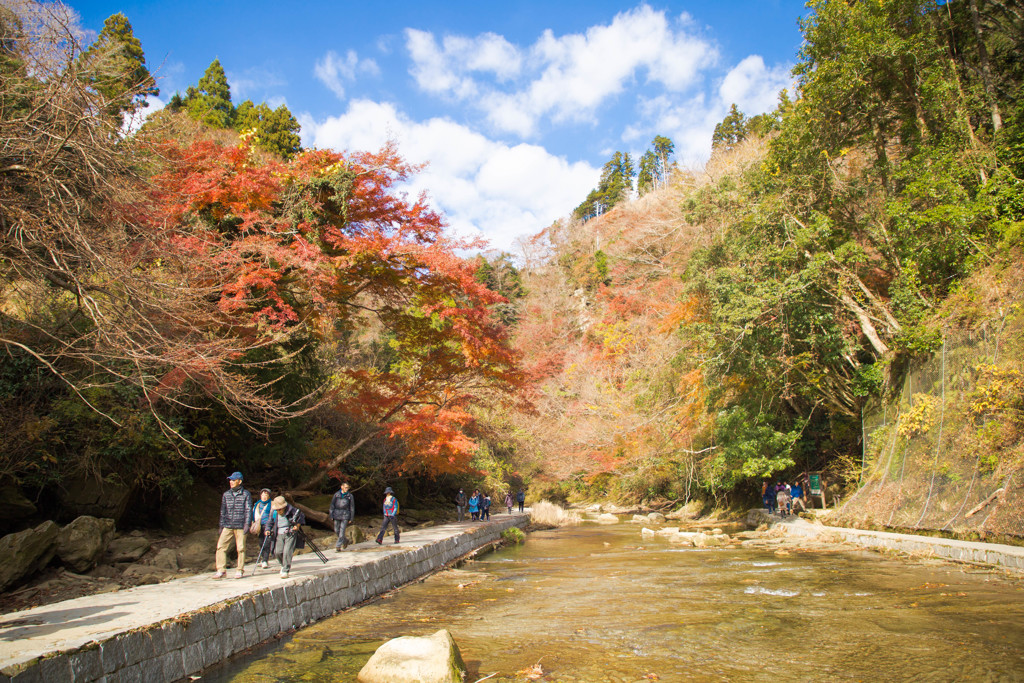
[207,523,1024,682]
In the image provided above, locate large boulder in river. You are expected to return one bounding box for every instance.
[647,512,667,523]
[0,521,59,591]
[596,513,619,524]
[357,629,467,683]
[56,516,115,572]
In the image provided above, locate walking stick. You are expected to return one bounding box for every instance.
[253,532,271,575]
[297,528,329,564]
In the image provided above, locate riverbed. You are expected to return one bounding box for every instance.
[206,523,1024,682]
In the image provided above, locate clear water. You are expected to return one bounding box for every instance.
[206,524,1024,682]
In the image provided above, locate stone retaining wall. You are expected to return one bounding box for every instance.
[746,508,1024,572]
[2,516,527,683]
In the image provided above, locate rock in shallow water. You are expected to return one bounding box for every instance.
[357,629,467,683]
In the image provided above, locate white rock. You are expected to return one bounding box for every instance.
[596,513,619,525]
[655,527,680,536]
[357,629,466,683]
[630,514,648,524]
[647,512,667,523]
[641,527,656,538]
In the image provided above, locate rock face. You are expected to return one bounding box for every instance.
[58,476,134,522]
[0,521,59,591]
[151,547,179,572]
[175,529,220,569]
[106,534,151,563]
[56,516,115,572]
[0,485,37,522]
[347,525,366,545]
[357,629,467,683]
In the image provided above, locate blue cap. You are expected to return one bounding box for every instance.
[227,471,243,480]
[384,487,394,494]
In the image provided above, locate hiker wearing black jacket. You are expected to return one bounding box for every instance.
[330,482,354,551]
[215,471,253,579]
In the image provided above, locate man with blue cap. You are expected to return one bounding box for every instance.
[214,471,253,579]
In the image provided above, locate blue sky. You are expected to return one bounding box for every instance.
[72,0,810,251]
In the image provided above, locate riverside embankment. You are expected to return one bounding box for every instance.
[745,509,1024,572]
[0,513,528,682]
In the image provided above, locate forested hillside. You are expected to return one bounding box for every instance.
[504,0,1024,530]
[0,1,524,527]
[1,0,1022,536]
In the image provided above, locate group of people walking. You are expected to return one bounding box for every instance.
[455,488,525,521]
[215,472,307,580]
[214,473,400,581]
[762,480,806,516]
[216,473,522,581]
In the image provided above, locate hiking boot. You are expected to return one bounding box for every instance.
[234,569,245,579]
[375,538,382,545]
[335,547,342,553]
[280,570,289,578]
[213,570,226,579]
[260,561,269,568]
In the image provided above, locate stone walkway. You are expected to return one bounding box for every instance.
[0,514,528,682]
[747,509,1024,572]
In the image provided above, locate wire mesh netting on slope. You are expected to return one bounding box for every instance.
[838,327,1024,539]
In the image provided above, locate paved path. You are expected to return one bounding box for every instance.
[747,508,1024,572]
[0,514,529,682]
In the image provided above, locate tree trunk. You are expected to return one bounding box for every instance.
[969,0,1003,133]
[294,431,377,492]
[284,496,333,530]
[840,292,890,356]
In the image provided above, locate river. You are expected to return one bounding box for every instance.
[206,522,1024,682]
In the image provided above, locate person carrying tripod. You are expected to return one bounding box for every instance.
[269,496,305,578]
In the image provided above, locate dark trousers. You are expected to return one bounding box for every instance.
[334,519,349,549]
[518,502,524,512]
[376,515,399,543]
[481,508,490,520]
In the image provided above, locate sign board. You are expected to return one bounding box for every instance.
[809,473,822,495]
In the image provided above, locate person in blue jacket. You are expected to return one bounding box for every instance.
[252,488,274,568]
[468,490,480,521]
[375,487,400,544]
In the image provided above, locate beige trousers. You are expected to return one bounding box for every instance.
[216,527,247,571]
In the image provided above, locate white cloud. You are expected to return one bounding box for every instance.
[301,100,598,250]
[719,55,793,116]
[227,65,286,99]
[406,5,717,137]
[314,49,380,100]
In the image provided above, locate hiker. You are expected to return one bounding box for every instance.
[455,488,468,521]
[481,493,492,520]
[776,482,790,517]
[790,480,806,513]
[329,481,355,551]
[468,490,480,521]
[252,488,274,568]
[505,491,514,514]
[516,489,525,513]
[375,487,400,544]
[762,481,776,514]
[270,495,305,578]
[215,472,253,579]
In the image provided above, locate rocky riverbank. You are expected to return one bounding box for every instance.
[0,506,459,615]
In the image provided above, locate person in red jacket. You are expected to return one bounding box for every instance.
[375,487,400,544]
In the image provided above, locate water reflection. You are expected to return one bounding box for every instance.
[206,524,1024,682]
